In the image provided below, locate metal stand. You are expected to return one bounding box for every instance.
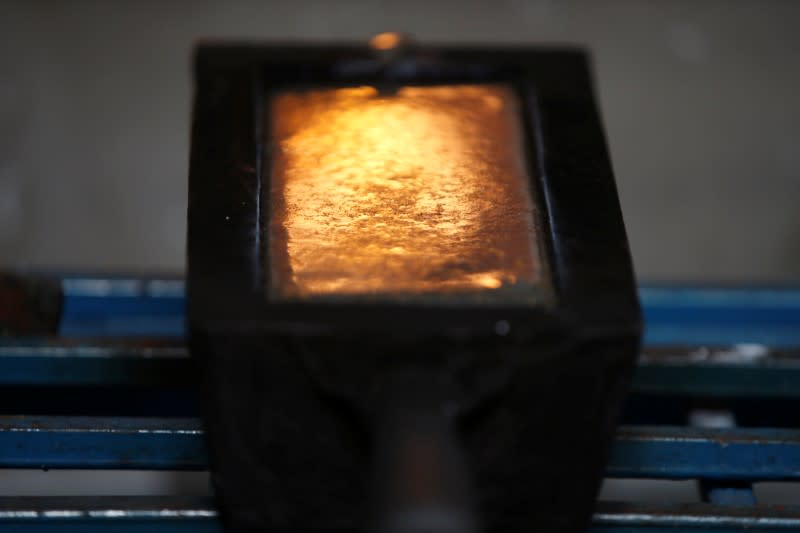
[1,276,799,531]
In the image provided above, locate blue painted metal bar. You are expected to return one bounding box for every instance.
[703,487,758,507]
[631,365,800,398]
[633,346,800,398]
[1,498,799,532]
[59,278,185,339]
[0,417,205,471]
[3,340,800,399]
[3,277,798,531]
[0,497,220,533]
[591,501,800,531]
[55,277,800,346]
[699,479,757,507]
[1,417,798,480]
[609,426,800,481]
[640,286,800,348]
[0,340,149,387]
[0,342,188,386]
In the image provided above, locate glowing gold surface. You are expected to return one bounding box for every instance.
[268,84,543,302]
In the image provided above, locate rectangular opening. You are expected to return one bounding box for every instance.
[267,84,546,304]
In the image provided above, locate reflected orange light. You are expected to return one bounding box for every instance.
[369,32,402,51]
[268,84,544,303]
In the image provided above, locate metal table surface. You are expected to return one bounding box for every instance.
[2,275,800,532]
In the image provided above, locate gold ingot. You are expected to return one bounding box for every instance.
[268,84,545,304]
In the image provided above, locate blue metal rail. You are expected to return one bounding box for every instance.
[3,340,800,398]
[0,497,797,533]
[0,497,799,533]
[1,276,800,531]
[0,417,798,481]
[56,277,800,347]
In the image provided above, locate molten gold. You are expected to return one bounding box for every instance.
[268,84,544,302]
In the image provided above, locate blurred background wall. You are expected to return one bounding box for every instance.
[0,0,798,280]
